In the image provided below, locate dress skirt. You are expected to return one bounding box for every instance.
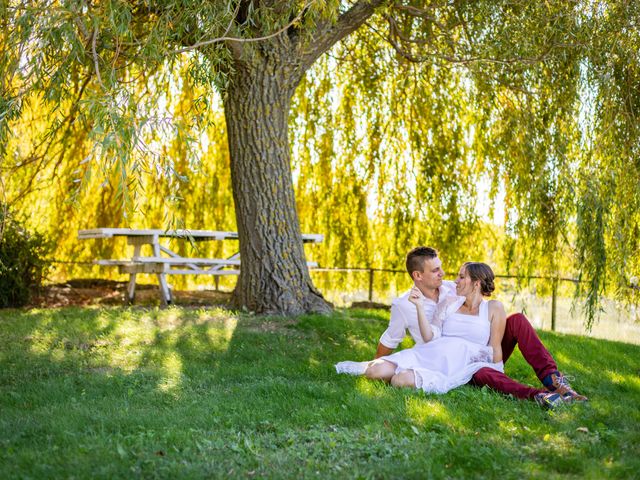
[380,336,504,394]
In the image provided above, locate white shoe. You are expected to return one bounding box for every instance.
[335,361,369,376]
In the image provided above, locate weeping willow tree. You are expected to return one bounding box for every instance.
[1,1,639,321]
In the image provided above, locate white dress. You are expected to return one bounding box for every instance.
[335,299,504,393]
[379,299,504,393]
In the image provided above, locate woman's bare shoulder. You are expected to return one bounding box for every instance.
[487,299,506,313]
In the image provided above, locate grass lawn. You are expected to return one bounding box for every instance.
[0,306,639,479]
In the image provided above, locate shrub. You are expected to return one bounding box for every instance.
[0,205,50,307]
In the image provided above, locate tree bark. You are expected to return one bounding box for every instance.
[218,1,386,315]
[223,54,331,315]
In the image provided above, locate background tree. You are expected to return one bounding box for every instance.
[1,1,638,322]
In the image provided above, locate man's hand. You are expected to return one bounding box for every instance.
[375,343,394,358]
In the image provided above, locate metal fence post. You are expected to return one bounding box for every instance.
[368,268,374,302]
[551,277,558,331]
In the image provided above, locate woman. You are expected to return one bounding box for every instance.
[337,262,506,394]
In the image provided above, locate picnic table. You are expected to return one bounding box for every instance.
[78,228,323,305]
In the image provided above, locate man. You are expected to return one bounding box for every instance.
[377,246,456,357]
[364,246,455,380]
[368,246,587,408]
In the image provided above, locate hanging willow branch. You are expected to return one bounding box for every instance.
[2,0,638,321]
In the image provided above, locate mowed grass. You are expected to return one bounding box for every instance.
[0,306,639,479]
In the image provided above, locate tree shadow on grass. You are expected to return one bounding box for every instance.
[0,306,238,476]
[0,306,453,476]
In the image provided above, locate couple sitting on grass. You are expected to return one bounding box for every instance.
[336,246,588,410]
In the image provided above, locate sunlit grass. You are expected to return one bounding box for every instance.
[158,352,184,392]
[0,306,639,478]
[405,397,455,426]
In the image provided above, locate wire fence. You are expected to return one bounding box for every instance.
[309,267,640,344]
[311,267,578,330]
[47,260,640,343]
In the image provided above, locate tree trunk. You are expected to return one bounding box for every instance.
[223,57,331,315]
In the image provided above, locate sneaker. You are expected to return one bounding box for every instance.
[543,371,588,402]
[534,392,565,410]
[335,361,369,376]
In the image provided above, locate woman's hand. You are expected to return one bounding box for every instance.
[411,286,433,342]
[408,286,424,307]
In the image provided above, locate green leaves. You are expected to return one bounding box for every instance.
[2,1,639,321]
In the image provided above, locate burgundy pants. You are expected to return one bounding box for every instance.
[471,313,558,399]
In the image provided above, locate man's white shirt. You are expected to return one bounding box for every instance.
[379,280,458,349]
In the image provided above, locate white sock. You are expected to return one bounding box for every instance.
[335,361,369,376]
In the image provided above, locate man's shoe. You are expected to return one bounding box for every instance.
[534,392,565,410]
[543,371,588,402]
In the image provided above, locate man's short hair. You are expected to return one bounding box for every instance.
[406,246,438,276]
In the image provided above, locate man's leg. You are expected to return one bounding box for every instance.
[503,313,587,401]
[364,359,397,383]
[471,368,567,409]
[471,367,545,399]
[503,313,557,380]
